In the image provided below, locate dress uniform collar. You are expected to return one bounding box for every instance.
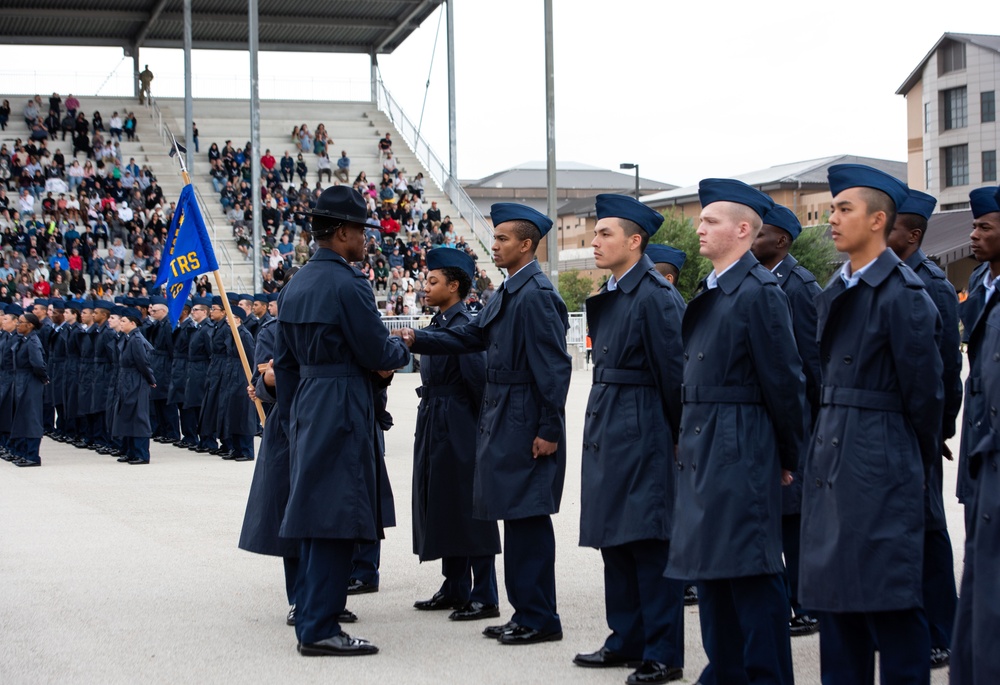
[857,249,902,288]
[504,259,542,294]
[607,254,654,294]
[436,300,467,326]
[310,247,351,265]
[772,254,799,286]
[903,248,929,272]
[710,250,760,295]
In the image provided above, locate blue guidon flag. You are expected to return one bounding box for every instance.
[153,185,219,325]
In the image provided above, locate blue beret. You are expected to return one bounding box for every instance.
[238,293,253,303]
[93,300,114,312]
[595,194,664,236]
[193,296,213,307]
[970,187,1000,219]
[267,292,280,302]
[230,306,247,322]
[0,303,7,314]
[6,304,23,316]
[110,306,126,318]
[827,163,908,210]
[149,295,167,306]
[226,292,240,303]
[114,295,126,304]
[762,204,802,240]
[427,247,476,280]
[49,299,66,311]
[33,298,48,307]
[698,179,774,219]
[645,244,687,271]
[122,307,142,323]
[80,300,95,310]
[65,300,82,312]
[490,202,553,237]
[135,297,150,308]
[211,296,224,307]
[253,293,268,304]
[897,189,937,220]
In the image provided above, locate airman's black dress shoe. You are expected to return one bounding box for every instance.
[286,606,354,627]
[13,458,40,467]
[449,602,501,621]
[346,579,378,594]
[573,646,641,668]
[298,632,378,656]
[483,621,518,639]
[626,661,683,684]
[127,458,149,464]
[930,647,950,669]
[498,625,563,645]
[789,614,819,636]
[286,605,296,626]
[684,585,698,606]
[414,591,465,611]
[117,455,130,462]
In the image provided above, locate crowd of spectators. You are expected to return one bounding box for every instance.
[0,94,176,304]
[207,125,493,316]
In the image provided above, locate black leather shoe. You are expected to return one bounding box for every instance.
[127,458,149,465]
[414,591,465,611]
[789,614,819,636]
[209,448,227,455]
[573,646,641,668]
[220,451,237,460]
[339,609,358,623]
[684,585,698,606]
[72,440,89,449]
[0,453,15,461]
[346,579,378,595]
[286,605,296,626]
[234,454,254,462]
[498,625,563,645]
[930,647,950,669]
[117,455,131,462]
[96,447,114,455]
[626,661,683,684]
[449,602,501,621]
[194,446,213,453]
[14,458,40,467]
[483,621,518,639]
[298,632,378,656]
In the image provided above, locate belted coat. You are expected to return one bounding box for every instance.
[11,332,48,439]
[167,317,194,406]
[957,262,993,505]
[111,331,156,437]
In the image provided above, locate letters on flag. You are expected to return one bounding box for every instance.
[153,185,219,324]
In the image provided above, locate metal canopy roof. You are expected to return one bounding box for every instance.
[0,0,442,54]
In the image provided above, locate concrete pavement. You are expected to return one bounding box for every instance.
[0,369,960,683]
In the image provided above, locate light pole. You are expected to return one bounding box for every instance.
[620,163,639,199]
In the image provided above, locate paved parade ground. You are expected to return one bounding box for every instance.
[1,369,961,684]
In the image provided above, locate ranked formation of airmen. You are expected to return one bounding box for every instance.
[7,172,1000,684]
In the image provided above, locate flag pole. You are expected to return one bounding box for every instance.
[172,138,266,425]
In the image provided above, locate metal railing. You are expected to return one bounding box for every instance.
[375,81,495,255]
[143,96,247,292]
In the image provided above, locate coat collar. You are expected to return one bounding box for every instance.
[608,254,654,294]
[772,253,799,286]
[856,248,901,288]
[504,259,541,294]
[701,250,760,296]
[904,248,928,271]
[437,301,467,327]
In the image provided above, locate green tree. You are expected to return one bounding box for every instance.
[558,270,594,312]
[648,210,712,302]
[790,224,839,286]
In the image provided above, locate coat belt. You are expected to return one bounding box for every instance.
[415,384,465,398]
[593,368,655,386]
[681,385,762,404]
[299,363,365,378]
[486,369,534,384]
[820,386,903,412]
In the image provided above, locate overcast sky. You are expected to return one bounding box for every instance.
[1,1,996,187]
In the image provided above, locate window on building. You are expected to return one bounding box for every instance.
[939,40,967,74]
[943,87,968,130]
[944,145,969,187]
[924,102,931,133]
[942,202,971,211]
[985,150,998,183]
[925,159,933,190]
[984,91,997,123]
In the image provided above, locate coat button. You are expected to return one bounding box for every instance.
[697,352,704,360]
[816,435,823,444]
[825,355,831,362]
[691,463,697,471]
[992,407,998,416]
[976,420,983,428]
[994,353,999,361]
[592,412,598,419]
[677,462,684,471]
[828,480,833,488]
[985,514,992,522]
[831,438,839,447]
[592,442,599,450]
[684,353,689,360]
[843,356,853,364]
[602,346,608,353]
[815,478,823,487]
[694,426,701,434]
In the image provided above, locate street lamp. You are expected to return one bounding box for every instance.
[620,163,639,199]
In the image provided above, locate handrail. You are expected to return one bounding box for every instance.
[143,95,244,291]
[374,80,495,255]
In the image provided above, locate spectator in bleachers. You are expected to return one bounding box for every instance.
[317,152,332,183]
[261,149,276,173]
[23,100,39,127]
[354,170,368,187]
[314,124,328,156]
[382,151,397,176]
[335,150,350,183]
[0,100,10,131]
[123,113,136,141]
[294,154,307,184]
[109,112,123,141]
[297,124,312,154]
[279,151,294,183]
[378,132,392,163]
[64,95,79,119]
[92,111,104,133]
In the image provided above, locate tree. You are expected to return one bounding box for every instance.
[790,224,839,286]
[558,270,593,312]
[648,210,712,302]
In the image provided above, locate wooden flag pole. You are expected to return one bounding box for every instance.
[175,151,264,424]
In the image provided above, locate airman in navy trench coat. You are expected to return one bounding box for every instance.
[408,256,572,639]
[0,322,16,454]
[11,329,48,463]
[200,314,229,450]
[48,315,68,438]
[64,313,85,443]
[217,316,255,459]
[76,317,95,440]
[169,313,195,446]
[578,248,686,673]
[91,315,117,446]
[186,315,215,450]
[275,240,410,650]
[951,289,1000,685]
[111,329,155,440]
[145,311,175,440]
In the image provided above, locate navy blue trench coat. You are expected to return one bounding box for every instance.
[184,320,213,410]
[11,332,48,439]
[410,259,572,522]
[112,331,155,437]
[167,317,194,406]
[799,249,944,613]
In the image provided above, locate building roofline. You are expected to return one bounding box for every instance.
[896,32,1000,96]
